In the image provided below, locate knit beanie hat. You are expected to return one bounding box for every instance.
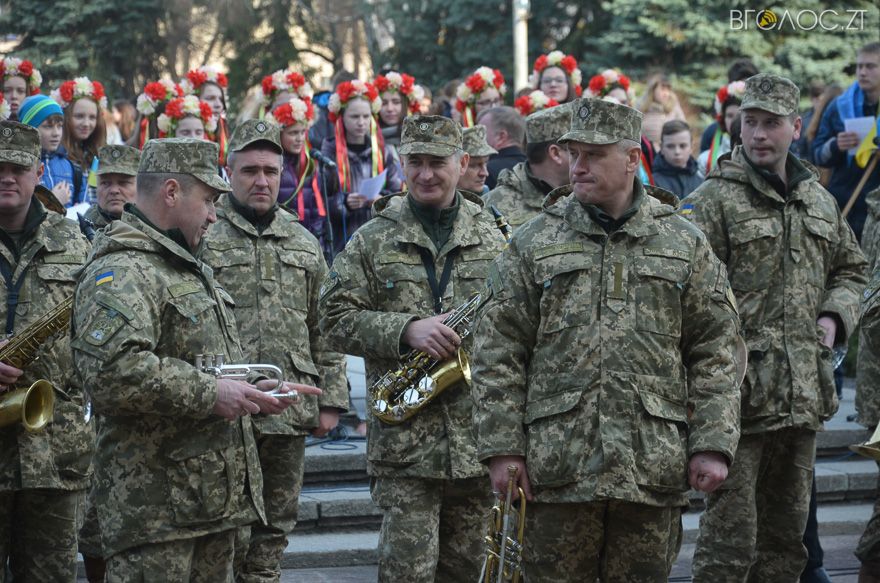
[18,95,64,129]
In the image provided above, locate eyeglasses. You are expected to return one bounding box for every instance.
[476,98,502,108]
[541,76,568,86]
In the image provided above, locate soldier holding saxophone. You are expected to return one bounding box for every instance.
[320,115,505,582]
[0,120,94,580]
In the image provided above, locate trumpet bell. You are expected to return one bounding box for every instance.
[0,380,56,432]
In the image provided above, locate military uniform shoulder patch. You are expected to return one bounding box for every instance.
[320,271,341,300]
[679,203,694,217]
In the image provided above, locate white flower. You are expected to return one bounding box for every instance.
[328,93,341,115]
[204,115,217,133]
[181,95,201,116]
[528,71,540,89]
[498,82,508,96]
[0,100,10,121]
[74,77,93,96]
[136,94,156,116]
[456,84,472,102]
[370,96,382,114]
[410,85,425,103]
[386,72,403,89]
[98,96,109,110]
[264,112,278,125]
[49,89,61,105]
[297,81,313,99]
[530,90,549,109]
[571,69,582,87]
[157,114,172,133]
[4,58,22,76]
[601,69,619,83]
[546,50,565,65]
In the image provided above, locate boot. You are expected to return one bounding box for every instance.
[83,554,106,583]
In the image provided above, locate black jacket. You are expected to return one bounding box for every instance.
[652,153,704,200]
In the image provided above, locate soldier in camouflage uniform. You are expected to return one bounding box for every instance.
[0,121,94,580]
[470,98,744,583]
[80,144,141,233]
[71,138,320,582]
[320,115,506,582]
[457,125,497,195]
[684,74,867,582]
[202,120,349,583]
[483,105,572,228]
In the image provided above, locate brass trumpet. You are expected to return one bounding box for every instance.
[480,465,526,583]
[194,354,297,399]
[850,423,880,461]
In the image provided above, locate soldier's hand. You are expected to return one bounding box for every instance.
[0,339,23,392]
[488,455,534,502]
[817,315,837,349]
[311,407,340,437]
[252,379,322,415]
[688,451,729,493]
[213,378,262,420]
[402,314,461,360]
[836,131,861,151]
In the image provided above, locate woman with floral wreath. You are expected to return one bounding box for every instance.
[182,65,230,165]
[514,90,559,117]
[0,57,41,120]
[455,67,507,127]
[269,96,333,260]
[132,78,184,149]
[320,79,402,254]
[698,80,745,176]
[259,69,313,118]
[530,50,582,104]
[373,71,424,149]
[52,77,108,202]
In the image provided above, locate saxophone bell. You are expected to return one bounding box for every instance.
[0,380,55,431]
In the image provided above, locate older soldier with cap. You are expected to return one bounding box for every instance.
[457,125,497,195]
[484,105,572,228]
[0,121,93,579]
[320,115,506,582]
[80,144,141,234]
[470,98,744,582]
[685,74,867,582]
[71,137,321,582]
[201,119,348,582]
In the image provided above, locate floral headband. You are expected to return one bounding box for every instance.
[514,90,560,116]
[51,77,108,110]
[531,51,582,97]
[269,96,315,127]
[136,79,184,117]
[456,67,507,111]
[374,72,425,114]
[157,95,217,137]
[0,94,10,121]
[328,80,381,123]
[714,80,747,116]
[260,69,313,107]
[182,65,228,95]
[585,69,633,102]
[0,58,42,94]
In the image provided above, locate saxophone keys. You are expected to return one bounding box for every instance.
[402,387,422,405]
[373,399,389,413]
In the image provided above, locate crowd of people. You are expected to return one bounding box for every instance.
[0,39,878,583]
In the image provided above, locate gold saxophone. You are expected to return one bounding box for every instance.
[480,465,526,583]
[369,292,481,424]
[0,297,71,431]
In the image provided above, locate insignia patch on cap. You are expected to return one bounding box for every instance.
[256,121,268,133]
[1,128,13,138]
[419,122,430,132]
[110,149,122,159]
[577,104,591,120]
[759,79,774,94]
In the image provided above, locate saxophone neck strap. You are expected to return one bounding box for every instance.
[0,254,30,336]
[417,246,459,315]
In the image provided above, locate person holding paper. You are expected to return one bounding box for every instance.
[813,41,880,241]
[321,80,402,256]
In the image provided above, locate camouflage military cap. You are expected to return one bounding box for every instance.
[228,118,282,154]
[138,138,231,192]
[740,74,800,116]
[0,121,40,167]
[558,98,643,145]
[399,115,463,157]
[527,104,573,143]
[461,125,497,157]
[97,145,141,176]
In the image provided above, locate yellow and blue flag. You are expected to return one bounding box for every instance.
[95,271,114,286]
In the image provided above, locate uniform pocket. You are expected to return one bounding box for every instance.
[50,387,94,480]
[165,441,235,526]
[634,253,688,337]
[285,351,320,428]
[633,388,688,493]
[525,389,584,487]
[728,215,782,291]
[278,248,316,312]
[533,254,593,334]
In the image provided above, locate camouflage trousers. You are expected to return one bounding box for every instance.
[106,529,235,583]
[522,500,683,583]
[233,433,305,583]
[371,475,492,583]
[0,487,84,583]
[692,427,816,582]
[856,461,880,574]
[78,475,102,558]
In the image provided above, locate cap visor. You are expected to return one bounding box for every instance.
[398,143,458,157]
[0,151,38,167]
[97,167,138,177]
[740,101,792,116]
[196,173,233,193]
[557,130,619,145]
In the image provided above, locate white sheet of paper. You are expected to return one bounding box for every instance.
[844,116,875,154]
[67,202,92,221]
[359,169,388,201]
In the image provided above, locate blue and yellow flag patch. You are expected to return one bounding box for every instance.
[95,271,114,286]
[680,203,694,216]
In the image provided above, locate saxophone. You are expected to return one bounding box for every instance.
[370,292,481,424]
[0,297,72,431]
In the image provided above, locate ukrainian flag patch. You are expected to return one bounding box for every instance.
[680,203,694,216]
[95,271,114,286]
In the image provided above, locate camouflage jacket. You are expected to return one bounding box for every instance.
[862,188,880,272]
[685,147,867,433]
[71,209,265,556]
[320,191,506,479]
[857,268,880,428]
[471,181,742,507]
[81,203,114,232]
[0,197,94,492]
[202,195,348,435]
[483,162,549,229]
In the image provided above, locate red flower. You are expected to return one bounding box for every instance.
[216,73,228,88]
[199,101,213,123]
[0,63,5,78]
[466,75,486,94]
[618,74,631,91]
[305,98,314,120]
[187,70,208,89]
[145,82,165,101]
[365,82,379,102]
[514,95,532,116]
[455,99,467,113]
[492,69,505,89]
[374,76,390,93]
[273,103,294,126]
[588,75,606,94]
[93,81,106,101]
[18,60,33,76]
[286,72,306,90]
[534,55,548,72]
[336,81,356,104]
[261,75,275,96]
[575,85,583,97]
[716,86,729,103]
[59,81,75,104]
[560,55,577,74]
[400,74,414,94]
[165,98,184,119]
